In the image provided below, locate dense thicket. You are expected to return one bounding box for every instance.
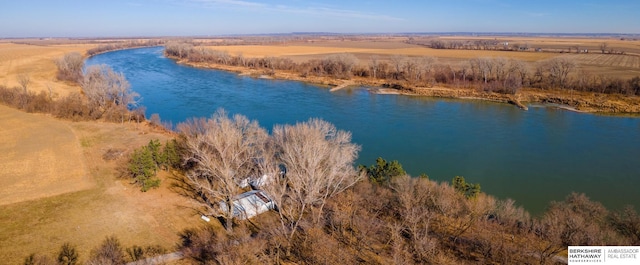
[165,42,640,96]
[176,111,362,235]
[55,52,84,83]
[174,170,639,264]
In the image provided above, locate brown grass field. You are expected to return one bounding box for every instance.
[206,43,559,62]
[0,107,198,264]
[0,105,90,206]
[0,42,199,264]
[0,42,97,98]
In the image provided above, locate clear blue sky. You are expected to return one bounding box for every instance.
[1,0,639,37]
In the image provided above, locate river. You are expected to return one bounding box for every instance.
[86,47,640,214]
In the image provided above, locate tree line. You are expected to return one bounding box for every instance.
[86,39,165,56]
[174,154,639,264]
[166,42,640,96]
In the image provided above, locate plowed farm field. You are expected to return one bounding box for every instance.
[570,53,640,68]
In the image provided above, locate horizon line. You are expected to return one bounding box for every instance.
[3,31,640,40]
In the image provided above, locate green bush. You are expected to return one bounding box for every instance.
[128,141,160,192]
[360,157,406,184]
[127,139,182,191]
[452,176,481,199]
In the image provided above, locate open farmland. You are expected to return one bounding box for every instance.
[568,53,640,68]
[206,43,558,61]
[0,42,97,97]
[204,36,640,79]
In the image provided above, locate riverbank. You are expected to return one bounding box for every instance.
[173,57,640,114]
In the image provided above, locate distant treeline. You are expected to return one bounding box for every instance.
[166,42,640,96]
[410,38,629,55]
[86,39,165,56]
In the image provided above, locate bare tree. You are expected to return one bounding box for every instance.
[55,52,84,82]
[390,176,438,262]
[369,56,380,79]
[391,55,407,80]
[574,45,581,53]
[600,42,608,54]
[81,64,139,115]
[403,57,418,83]
[86,236,126,265]
[460,64,469,85]
[508,59,528,84]
[265,119,363,240]
[417,56,436,82]
[17,73,31,93]
[544,57,577,88]
[322,53,358,79]
[179,109,269,232]
[493,57,508,83]
[237,52,247,67]
[165,42,193,59]
[470,57,494,84]
[505,59,529,93]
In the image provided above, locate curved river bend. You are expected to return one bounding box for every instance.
[87,47,640,214]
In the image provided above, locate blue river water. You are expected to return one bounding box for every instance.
[86,47,640,214]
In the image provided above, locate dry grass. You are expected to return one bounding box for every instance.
[206,44,558,62]
[0,105,90,206]
[0,42,97,97]
[0,40,200,264]
[205,45,376,57]
[0,110,197,264]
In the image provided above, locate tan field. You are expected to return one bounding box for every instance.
[0,41,198,264]
[205,36,640,79]
[0,105,90,206]
[0,42,97,97]
[207,43,558,61]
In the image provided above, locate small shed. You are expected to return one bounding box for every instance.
[219,190,275,220]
